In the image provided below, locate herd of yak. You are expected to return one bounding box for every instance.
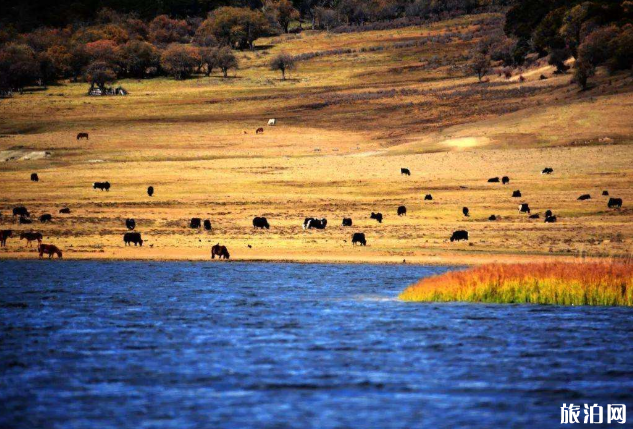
[0,164,625,260]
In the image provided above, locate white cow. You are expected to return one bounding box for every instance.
[268,118,276,126]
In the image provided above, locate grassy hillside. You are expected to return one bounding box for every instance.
[1,14,632,263]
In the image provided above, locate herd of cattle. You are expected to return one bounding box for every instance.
[0,163,626,260]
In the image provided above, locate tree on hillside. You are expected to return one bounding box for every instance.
[270,52,295,80]
[85,39,122,70]
[85,61,117,91]
[470,53,490,82]
[0,43,41,91]
[195,7,269,50]
[160,44,201,79]
[217,47,238,77]
[200,47,220,76]
[264,0,300,33]
[120,40,160,78]
[149,15,190,45]
[316,7,339,31]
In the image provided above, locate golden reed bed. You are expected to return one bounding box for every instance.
[400,261,633,306]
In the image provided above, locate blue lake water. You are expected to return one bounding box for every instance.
[1,261,632,429]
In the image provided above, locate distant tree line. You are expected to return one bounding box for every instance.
[503,0,633,88]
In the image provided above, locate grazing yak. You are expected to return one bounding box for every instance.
[578,194,591,201]
[77,132,89,140]
[542,167,554,174]
[204,219,212,231]
[124,232,143,246]
[519,203,531,214]
[488,177,500,183]
[450,230,469,242]
[462,207,470,217]
[211,243,230,259]
[0,230,12,247]
[13,207,29,218]
[256,127,264,134]
[304,218,327,230]
[342,218,353,227]
[253,217,270,229]
[502,176,510,185]
[268,119,276,126]
[397,206,407,216]
[401,168,411,176]
[93,181,110,191]
[608,198,623,208]
[19,217,32,224]
[31,173,39,182]
[59,208,71,214]
[424,194,433,201]
[545,215,557,223]
[545,210,553,218]
[489,215,497,221]
[370,212,383,223]
[512,190,522,198]
[40,214,52,223]
[20,232,42,247]
[148,186,154,197]
[126,218,136,230]
[190,218,201,229]
[602,190,609,196]
[529,214,540,219]
[352,232,367,246]
[38,243,62,259]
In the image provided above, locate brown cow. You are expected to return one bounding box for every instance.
[256,128,264,134]
[211,243,230,260]
[77,133,89,140]
[38,243,62,259]
[20,232,42,247]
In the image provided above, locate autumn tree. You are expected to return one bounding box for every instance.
[160,44,200,79]
[200,47,219,76]
[85,61,117,91]
[196,7,269,50]
[120,40,160,77]
[270,52,295,80]
[216,47,238,77]
[470,53,490,82]
[265,0,300,33]
[0,43,41,91]
[149,15,190,45]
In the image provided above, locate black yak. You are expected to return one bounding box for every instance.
[352,233,367,246]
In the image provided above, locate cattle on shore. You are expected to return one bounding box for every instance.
[608,198,623,208]
[40,214,52,223]
[578,194,591,201]
[502,176,510,185]
[519,203,531,214]
[529,214,540,219]
[147,186,154,197]
[401,168,411,176]
[424,194,433,201]
[450,230,469,242]
[545,210,553,218]
[268,119,276,126]
[512,190,521,198]
[204,220,212,231]
[352,233,366,246]
[59,208,71,214]
[342,218,352,227]
[190,218,201,229]
[211,244,230,259]
[542,167,553,174]
[93,182,110,191]
[126,218,136,230]
[31,173,39,182]
[19,216,32,224]
[38,243,62,259]
[602,190,609,196]
[124,232,143,246]
[462,207,470,217]
[545,215,557,223]
[488,177,500,183]
[489,215,497,221]
[370,212,383,223]
[0,230,12,247]
[13,207,29,218]
[256,127,264,134]
[397,206,407,216]
[253,217,270,229]
[20,232,42,247]
[304,218,327,229]
[77,133,89,140]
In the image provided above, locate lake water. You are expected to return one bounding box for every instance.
[1,261,632,429]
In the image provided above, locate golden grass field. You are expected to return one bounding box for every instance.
[1,14,633,263]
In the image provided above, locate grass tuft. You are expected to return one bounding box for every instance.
[400,261,633,306]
